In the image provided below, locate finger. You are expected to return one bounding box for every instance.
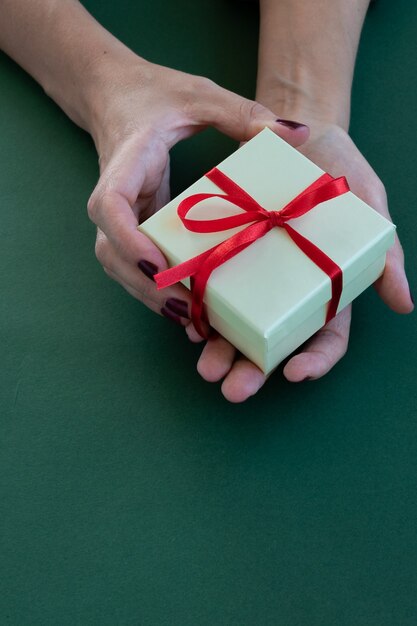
[189,78,309,147]
[197,336,236,381]
[283,305,352,382]
[91,189,169,281]
[88,136,169,268]
[196,333,267,402]
[221,359,266,403]
[87,136,169,251]
[103,266,190,327]
[373,234,414,314]
[136,155,171,222]
[185,321,206,343]
[185,322,205,343]
[96,229,192,317]
[356,182,414,315]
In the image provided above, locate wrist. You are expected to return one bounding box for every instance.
[256,0,370,136]
[17,1,146,141]
[256,79,350,134]
[79,45,149,145]
[45,27,144,142]
[256,68,351,135]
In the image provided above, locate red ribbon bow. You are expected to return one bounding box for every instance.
[155,167,350,338]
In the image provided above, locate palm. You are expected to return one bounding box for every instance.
[95,134,171,265]
[299,125,384,210]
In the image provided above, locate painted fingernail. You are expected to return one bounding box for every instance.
[165,297,190,318]
[161,306,183,325]
[276,118,308,130]
[410,289,414,305]
[138,260,158,281]
[302,376,313,381]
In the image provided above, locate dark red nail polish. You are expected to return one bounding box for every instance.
[161,306,183,325]
[165,298,189,318]
[411,290,414,305]
[303,376,313,381]
[276,118,308,130]
[138,260,158,281]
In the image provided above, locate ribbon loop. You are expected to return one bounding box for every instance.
[155,168,350,339]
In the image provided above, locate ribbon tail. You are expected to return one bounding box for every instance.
[154,244,221,289]
[284,224,343,323]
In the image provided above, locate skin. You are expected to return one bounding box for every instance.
[0,0,412,403]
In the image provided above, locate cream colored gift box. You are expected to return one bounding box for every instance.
[139,128,395,374]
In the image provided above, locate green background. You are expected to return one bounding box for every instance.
[1,0,416,624]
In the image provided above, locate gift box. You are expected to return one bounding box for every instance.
[139,128,395,374]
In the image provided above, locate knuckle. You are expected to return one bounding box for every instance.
[87,192,99,222]
[368,179,388,209]
[181,75,217,121]
[241,99,266,124]
[94,234,111,267]
[374,179,387,203]
[87,188,115,224]
[131,274,162,310]
[195,75,217,93]
[136,279,153,304]
[237,100,268,137]
[338,339,349,360]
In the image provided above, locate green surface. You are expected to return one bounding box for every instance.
[1,0,416,624]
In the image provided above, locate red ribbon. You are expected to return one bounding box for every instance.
[155,167,350,338]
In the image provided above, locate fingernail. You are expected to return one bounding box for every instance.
[138,260,158,281]
[302,376,313,381]
[276,118,308,130]
[161,307,183,326]
[410,289,414,305]
[165,297,190,318]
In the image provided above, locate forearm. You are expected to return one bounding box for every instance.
[0,0,142,133]
[257,0,370,132]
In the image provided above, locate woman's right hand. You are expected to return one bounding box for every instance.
[86,56,309,324]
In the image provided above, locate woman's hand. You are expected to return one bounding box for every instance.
[0,0,308,357]
[87,58,309,324]
[194,123,413,402]
[283,123,413,381]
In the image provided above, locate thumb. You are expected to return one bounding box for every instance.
[373,234,414,314]
[193,78,309,147]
